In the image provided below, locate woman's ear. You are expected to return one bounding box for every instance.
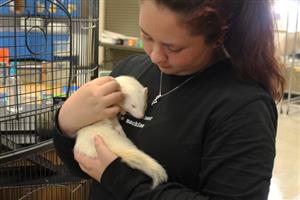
[213,25,228,48]
[213,36,224,48]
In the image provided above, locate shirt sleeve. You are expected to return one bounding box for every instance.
[100,99,277,200]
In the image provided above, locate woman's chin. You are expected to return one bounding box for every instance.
[159,66,173,74]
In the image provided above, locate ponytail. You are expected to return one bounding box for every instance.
[224,1,285,101]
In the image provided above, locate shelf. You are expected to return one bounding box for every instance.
[99,42,144,53]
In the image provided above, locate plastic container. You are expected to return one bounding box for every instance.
[0,62,6,86]
[5,63,23,113]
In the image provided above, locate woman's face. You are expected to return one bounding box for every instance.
[139,1,216,75]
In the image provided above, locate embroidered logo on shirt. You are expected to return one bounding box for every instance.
[120,115,153,128]
[125,118,145,128]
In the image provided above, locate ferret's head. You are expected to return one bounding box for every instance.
[115,76,148,119]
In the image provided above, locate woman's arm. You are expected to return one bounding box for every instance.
[52,76,123,178]
[52,54,143,179]
[58,76,123,136]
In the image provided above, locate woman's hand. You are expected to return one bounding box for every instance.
[74,136,118,182]
[58,76,123,136]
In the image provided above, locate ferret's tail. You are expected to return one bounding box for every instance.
[115,149,168,188]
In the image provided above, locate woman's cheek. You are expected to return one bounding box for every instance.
[142,40,152,56]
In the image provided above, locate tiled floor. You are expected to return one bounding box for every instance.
[269,105,300,200]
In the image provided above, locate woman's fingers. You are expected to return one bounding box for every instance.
[74,137,117,182]
[98,78,121,97]
[103,106,121,118]
[102,91,124,107]
[92,76,114,85]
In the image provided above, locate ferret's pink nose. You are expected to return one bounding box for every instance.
[136,112,145,119]
[138,114,144,119]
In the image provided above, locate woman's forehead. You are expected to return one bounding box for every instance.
[139,1,193,42]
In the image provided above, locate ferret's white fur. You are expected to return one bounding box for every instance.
[74,76,168,188]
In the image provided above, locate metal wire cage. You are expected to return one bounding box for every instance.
[0,0,99,199]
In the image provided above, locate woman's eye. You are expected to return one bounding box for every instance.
[167,47,182,53]
[131,105,136,108]
[165,44,183,53]
[141,34,152,41]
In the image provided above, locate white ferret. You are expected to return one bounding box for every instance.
[74,76,168,188]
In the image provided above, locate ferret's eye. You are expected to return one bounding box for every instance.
[131,105,136,108]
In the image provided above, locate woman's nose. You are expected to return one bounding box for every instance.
[150,44,167,65]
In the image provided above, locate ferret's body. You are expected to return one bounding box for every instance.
[74,76,167,187]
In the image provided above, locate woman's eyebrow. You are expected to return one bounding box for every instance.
[140,27,180,47]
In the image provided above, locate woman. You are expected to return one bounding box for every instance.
[53,0,285,199]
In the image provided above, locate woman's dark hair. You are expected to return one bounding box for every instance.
[152,0,285,101]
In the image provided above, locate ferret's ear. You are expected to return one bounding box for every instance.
[122,92,129,99]
[119,93,127,106]
[144,87,148,96]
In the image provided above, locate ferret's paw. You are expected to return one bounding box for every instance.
[151,166,168,188]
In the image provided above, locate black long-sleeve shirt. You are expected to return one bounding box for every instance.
[53,55,277,200]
